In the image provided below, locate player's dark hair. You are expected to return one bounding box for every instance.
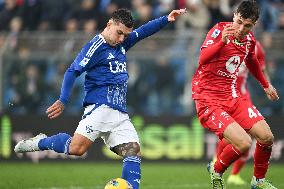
[236,0,259,22]
[111,9,134,28]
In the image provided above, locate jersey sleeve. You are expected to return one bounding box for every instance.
[71,38,102,75]
[246,53,269,88]
[59,37,102,105]
[199,23,226,65]
[201,23,223,49]
[122,16,169,51]
[255,41,266,70]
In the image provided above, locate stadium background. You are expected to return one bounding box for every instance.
[0,0,284,188]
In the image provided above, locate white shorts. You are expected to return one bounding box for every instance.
[75,104,140,148]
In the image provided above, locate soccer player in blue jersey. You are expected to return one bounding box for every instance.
[14,8,187,189]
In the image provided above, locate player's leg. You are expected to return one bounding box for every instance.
[231,151,249,174]
[14,133,49,153]
[214,121,252,175]
[215,137,249,185]
[215,132,248,185]
[206,122,251,189]
[112,142,141,189]
[36,116,95,155]
[227,150,249,185]
[14,127,94,155]
[249,120,277,188]
[14,132,72,154]
[231,99,277,188]
[14,104,100,155]
[103,111,141,189]
[38,132,93,156]
[215,138,229,159]
[197,103,251,189]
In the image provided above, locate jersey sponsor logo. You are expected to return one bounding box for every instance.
[217,70,236,79]
[107,53,115,60]
[211,29,221,38]
[109,61,127,73]
[121,46,126,55]
[232,39,244,46]
[231,77,238,98]
[226,56,241,73]
[205,40,214,46]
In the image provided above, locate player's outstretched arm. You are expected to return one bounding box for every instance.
[167,8,187,22]
[264,84,279,101]
[123,8,187,50]
[46,100,65,119]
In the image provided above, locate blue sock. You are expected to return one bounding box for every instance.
[38,133,71,154]
[122,156,141,189]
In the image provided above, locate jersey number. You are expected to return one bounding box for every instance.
[248,106,262,118]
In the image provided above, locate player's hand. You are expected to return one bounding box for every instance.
[264,84,279,101]
[46,100,65,119]
[167,8,187,22]
[222,24,236,44]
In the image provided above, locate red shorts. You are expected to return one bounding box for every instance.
[195,97,264,139]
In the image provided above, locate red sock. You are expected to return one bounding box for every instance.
[214,144,242,174]
[216,139,229,159]
[254,142,272,179]
[231,150,249,174]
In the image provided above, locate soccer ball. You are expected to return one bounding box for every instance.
[104,178,133,189]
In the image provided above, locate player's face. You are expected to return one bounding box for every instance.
[233,13,256,40]
[107,20,133,46]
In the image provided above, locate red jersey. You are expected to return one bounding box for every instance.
[192,22,265,102]
[237,41,266,99]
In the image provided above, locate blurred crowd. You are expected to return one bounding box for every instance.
[1,0,284,116]
[1,0,284,32]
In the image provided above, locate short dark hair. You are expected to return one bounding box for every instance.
[236,0,260,22]
[111,9,134,28]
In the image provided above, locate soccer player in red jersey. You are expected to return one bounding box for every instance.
[215,40,269,186]
[192,1,279,189]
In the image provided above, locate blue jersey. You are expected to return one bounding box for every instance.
[59,16,169,113]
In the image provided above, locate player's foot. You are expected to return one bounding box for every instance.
[207,161,225,189]
[251,176,277,189]
[227,174,246,185]
[14,133,47,153]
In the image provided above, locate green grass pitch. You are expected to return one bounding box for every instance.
[1,162,283,189]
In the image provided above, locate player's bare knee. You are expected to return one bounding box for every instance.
[237,138,252,152]
[114,142,141,157]
[258,133,274,145]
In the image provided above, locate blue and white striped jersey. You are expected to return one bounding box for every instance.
[59,16,169,112]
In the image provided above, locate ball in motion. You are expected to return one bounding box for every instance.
[104,178,133,189]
